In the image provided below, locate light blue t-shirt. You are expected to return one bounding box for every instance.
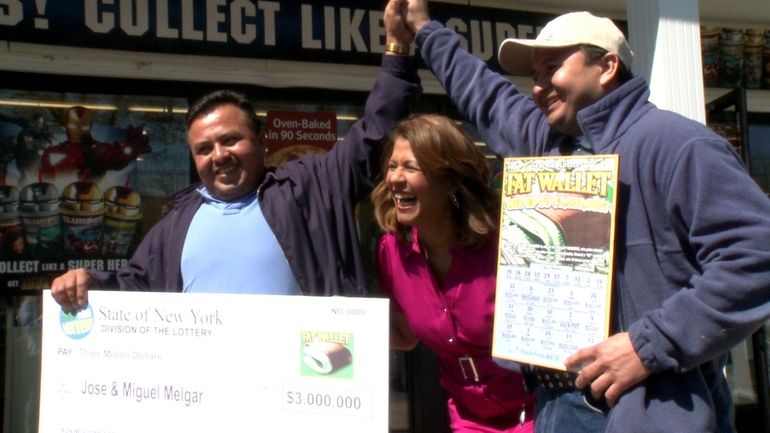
[181,187,301,295]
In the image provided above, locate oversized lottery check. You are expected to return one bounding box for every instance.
[39,290,389,433]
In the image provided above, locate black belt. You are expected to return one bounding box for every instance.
[523,365,611,414]
[523,365,578,391]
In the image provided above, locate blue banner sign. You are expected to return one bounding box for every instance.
[0,0,562,71]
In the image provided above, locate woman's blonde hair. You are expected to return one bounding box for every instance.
[371,114,499,248]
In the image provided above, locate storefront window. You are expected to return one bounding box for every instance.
[0,89,191,433]
[0,90,190,285]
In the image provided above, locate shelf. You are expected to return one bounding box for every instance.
[706,87,770,113]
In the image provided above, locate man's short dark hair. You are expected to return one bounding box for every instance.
[186,90,262,135]
[580,44,634,83]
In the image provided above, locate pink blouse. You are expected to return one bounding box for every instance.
[377,229,533,427]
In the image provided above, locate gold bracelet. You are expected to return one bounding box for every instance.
[385,42,410,55]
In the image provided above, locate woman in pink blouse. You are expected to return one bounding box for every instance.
[372,114,535,432]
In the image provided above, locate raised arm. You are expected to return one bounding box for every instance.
[406,0,548,157]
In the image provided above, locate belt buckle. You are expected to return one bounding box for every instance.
[459,356,479,382]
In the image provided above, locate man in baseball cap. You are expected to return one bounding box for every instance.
[399,1,770,433]
[498,11,634,77]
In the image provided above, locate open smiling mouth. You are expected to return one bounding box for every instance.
[394,193,417,208]
[215,165,237,177]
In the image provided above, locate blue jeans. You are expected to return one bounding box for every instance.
[535,388,608,433]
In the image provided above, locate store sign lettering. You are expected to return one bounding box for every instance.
[0,0,24,27]
[83,0,280,44]
[264,111,337,167]
[0,0,562,71]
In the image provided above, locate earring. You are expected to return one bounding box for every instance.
[451,193,460,209]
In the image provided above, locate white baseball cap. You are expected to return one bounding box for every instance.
[498,11,634,76]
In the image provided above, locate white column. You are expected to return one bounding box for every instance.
[626,0,706,124]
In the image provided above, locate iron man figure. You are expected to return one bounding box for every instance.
[40,106,150,182]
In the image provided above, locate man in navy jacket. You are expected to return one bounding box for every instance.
[51,0,421,307]
[401,1,770,432]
